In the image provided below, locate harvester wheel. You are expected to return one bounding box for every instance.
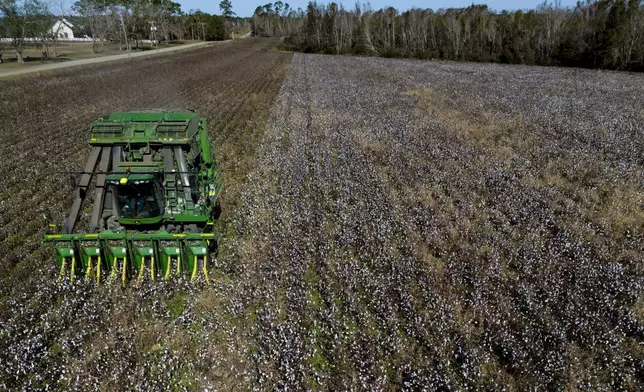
[208,238,219,254]
[212,200,222,220]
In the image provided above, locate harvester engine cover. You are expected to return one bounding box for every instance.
[44,110,222,284]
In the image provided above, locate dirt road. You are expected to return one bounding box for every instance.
[0,41,214,78]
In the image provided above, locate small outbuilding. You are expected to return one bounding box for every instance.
[50,18,74,39]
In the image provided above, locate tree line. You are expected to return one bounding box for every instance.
[253,0,644,71]
[0,0,248,62]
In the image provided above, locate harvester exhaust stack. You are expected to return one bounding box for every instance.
[46,110,222,285]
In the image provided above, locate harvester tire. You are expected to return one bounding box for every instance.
[208,238,219,254]
[212,200,222,220]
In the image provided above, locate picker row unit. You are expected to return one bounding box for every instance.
[44,110,222,285]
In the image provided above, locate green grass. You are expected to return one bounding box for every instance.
[167,293,186,319]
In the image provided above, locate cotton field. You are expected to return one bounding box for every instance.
[0,42,642,390]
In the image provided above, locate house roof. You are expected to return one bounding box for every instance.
[54,18,74,28]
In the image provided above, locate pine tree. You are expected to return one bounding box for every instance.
[219,0,235,19]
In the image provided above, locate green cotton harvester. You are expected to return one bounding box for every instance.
[44,110,222,285]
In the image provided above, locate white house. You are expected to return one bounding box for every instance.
[50,19,74,39]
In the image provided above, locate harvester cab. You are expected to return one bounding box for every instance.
[44,110,222,285]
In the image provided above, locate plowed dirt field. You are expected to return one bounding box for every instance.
[0,38,292,390]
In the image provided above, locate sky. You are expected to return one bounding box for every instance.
[177,0,581,17]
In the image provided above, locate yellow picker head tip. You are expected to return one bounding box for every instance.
[119,177,128,185]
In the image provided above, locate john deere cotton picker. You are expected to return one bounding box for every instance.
[44,110,222,285]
